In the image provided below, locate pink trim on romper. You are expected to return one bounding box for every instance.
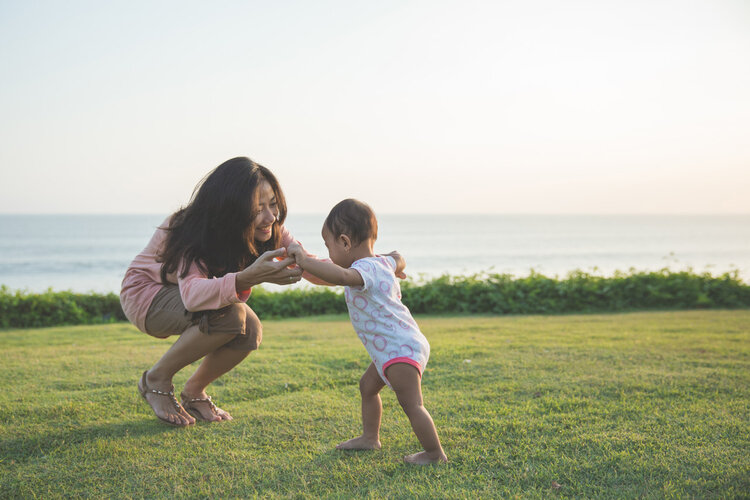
[382,357,423,381]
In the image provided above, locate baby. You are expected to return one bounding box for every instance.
[287,198,447,465]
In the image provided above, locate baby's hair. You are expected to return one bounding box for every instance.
[324,198,378,246]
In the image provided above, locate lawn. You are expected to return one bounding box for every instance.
[1,310,748,498]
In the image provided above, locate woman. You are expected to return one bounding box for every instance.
[120,157,321,426]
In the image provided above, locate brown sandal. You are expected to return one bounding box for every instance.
[138,371,191,426]
[180,392,225,422]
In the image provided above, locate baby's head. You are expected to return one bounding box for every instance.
[322,199,378,267]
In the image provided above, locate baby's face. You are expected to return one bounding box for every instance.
[322,225,351,268]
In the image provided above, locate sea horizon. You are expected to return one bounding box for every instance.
[1,213,749,294]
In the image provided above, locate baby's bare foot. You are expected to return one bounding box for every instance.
[336,436,381,450]
[404,451,448,465]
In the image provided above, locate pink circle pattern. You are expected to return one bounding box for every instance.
[347,258,425,371]
[380,305,393,318]
[356,261,373,275]
[373,335,387,352]
[353,296,368,310]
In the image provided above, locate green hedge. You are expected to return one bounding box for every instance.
[0,286,128,329]
[400,268,750,314]
[1,269,749,329]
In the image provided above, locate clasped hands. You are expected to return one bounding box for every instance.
[235,247,303,290]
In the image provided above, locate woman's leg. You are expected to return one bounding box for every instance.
[180,346,249,421]
[336,362,385,450]
[144,323,240,425]
[385,363,447,464]
[181,304,262,421]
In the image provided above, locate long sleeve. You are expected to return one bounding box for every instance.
[177,260,251,312]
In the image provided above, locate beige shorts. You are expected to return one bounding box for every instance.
[144,285,262,351]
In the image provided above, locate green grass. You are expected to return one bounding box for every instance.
[1,311,748,498]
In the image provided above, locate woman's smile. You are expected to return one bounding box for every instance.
[253,180,279,242]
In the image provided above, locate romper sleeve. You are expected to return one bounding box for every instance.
[381,255,397,272]
[350,259,376,291]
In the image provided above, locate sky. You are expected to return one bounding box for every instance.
[0,0,748,215]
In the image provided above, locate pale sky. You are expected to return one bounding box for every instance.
[1,0,748,214]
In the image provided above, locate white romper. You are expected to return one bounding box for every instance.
[345,256,430,387]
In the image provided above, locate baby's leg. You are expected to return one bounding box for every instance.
[385,363,447,464]
[336,362,385,450]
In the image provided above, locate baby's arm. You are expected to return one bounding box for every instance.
[382,251,407,279]
[288,242,364,287]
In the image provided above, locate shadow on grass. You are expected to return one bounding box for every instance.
[1,419,186,465]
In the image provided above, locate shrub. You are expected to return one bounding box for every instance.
[0,286,127,328]
[1,269,748,329]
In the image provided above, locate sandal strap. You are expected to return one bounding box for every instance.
[185,396,218,413]
[147,386,181,409]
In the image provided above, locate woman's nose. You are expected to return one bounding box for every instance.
[261,207,277,223]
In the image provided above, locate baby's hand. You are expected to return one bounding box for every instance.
[384,251,407,279]
[286,242,306,264]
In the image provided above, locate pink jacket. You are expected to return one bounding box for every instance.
[120,217,320,333]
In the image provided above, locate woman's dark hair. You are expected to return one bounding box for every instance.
[324,198,378,246]
[158,157,287,281]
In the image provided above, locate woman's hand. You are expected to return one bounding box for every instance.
[235,248,303,291]
[383,251,407,279]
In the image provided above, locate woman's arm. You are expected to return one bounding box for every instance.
[178,261,250,312]
[288,243,363,287]
[176,249,302,312]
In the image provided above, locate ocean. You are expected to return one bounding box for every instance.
[0,214,748,294]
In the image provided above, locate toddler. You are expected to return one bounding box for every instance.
[287,198,447,465]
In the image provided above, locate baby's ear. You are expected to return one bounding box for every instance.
[340,234,353,250]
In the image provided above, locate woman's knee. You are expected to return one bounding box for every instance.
[200,303,247,335]
[220,305,262,351]
[244,308,263,349]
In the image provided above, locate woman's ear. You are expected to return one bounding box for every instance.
[339,234,352,252]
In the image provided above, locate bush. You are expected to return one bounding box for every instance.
[1,269,748,329]
[400,268,750,315]
[0,286,127,328]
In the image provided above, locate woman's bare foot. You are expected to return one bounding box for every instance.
[180,390,232,422]
[139,371,195,426]
[336,436,382,450]
[404,451,448,465]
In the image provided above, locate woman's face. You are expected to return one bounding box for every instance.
[252,180,279,242]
